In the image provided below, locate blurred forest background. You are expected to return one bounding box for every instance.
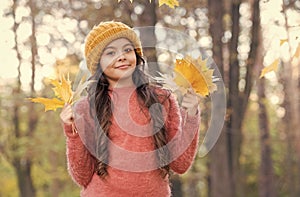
[0,0,300,196]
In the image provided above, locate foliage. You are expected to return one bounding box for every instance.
[0,157,19,196]
[259,58,280,78]
[29,74,93,112]
[1,0,300,196]
[260,42,300,78]
[294,43,300,58]
[155,55,217,99]
[118,0,179,9]
[0,87,80,196]
[158,0,179,8]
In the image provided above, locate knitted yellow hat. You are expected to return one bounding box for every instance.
[84,21,143,75]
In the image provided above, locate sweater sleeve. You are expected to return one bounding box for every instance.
[63,98,96,188]
[165,94,200,174]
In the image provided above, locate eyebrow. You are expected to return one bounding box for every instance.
[103,43,134,51]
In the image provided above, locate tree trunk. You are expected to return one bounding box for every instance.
[135,0,159,76]
[257,78,277,197]
[184,164,201,197]
[207,0,233,197]
[251,0,276,195]
[226,0,260,195]
[279,63,298,197]
[11,0,38,196]
[49,150,61,196]
[227,1,242,196]
[281,1,300,196]
[208,0,224,76]
[13,160,36,197]
[208,130,232,197]
[170,174,183,197]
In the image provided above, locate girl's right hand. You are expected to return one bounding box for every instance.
[60,104,74,125]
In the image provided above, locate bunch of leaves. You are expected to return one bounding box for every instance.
[118,0,179,9]
[155,55,218,98]
[29,74,93,111]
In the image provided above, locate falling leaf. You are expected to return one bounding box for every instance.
[259,59,279,78]
[158,0,179,8]
[28,73,91,112]
[293,43,300,59]
[280,39,288,46]
[29,98,65,112]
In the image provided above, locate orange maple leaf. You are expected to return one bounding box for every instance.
[174,55,217,97]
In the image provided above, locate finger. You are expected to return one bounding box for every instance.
[182,98,199,110]
[181,102,195,110]
[70,111,75,121]
[182,96,197,105]
[64,104,73,113]
[60,106,74,124]
[187,88,197,95]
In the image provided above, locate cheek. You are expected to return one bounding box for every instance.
[100,57,114,71]
[128,54,137,65]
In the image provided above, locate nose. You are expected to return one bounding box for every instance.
[117,52,126,61]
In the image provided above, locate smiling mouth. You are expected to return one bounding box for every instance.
[115,65,130,69]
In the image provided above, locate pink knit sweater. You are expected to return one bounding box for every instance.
[63,87,200,197]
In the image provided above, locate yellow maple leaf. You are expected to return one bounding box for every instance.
[29,98,65,112]
[51,74,73,103]
[196,56,217,93]
[28,73,93,112]
[174,55,216,97]
[158,0,179,8]
[259,58,279,78]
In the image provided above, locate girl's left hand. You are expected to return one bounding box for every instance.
[181,90,199,116]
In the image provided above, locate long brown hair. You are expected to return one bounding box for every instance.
[87,51,171,178]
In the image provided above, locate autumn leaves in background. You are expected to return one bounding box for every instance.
[260,40,300,78]
[118,0,179,9]
[118,0,300,79]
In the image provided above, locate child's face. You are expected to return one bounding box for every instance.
[99,38,137,86]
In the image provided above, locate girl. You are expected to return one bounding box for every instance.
[60,21,200,197]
